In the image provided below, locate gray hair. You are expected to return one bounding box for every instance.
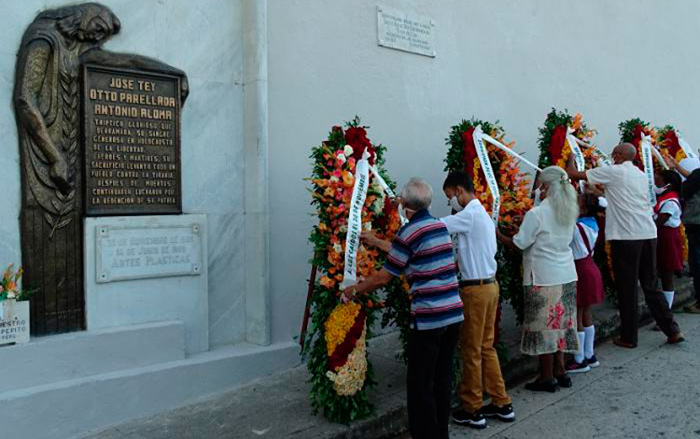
[400,177,433,211]
[539,166,579,226]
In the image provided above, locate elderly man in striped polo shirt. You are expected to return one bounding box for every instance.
[342,177,463,439]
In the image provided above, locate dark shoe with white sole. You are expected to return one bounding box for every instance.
[586,355,600,368]
[452,409,487,429]
[480,403,515,422]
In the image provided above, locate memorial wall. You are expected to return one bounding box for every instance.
[0,0,247,346]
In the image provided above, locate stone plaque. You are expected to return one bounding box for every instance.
[96,223,202,283]
[83,65,182,216]
[0,301,30,345]
[377,6,435,57]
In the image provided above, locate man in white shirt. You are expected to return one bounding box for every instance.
[440,172,514,429]
[567,144,684,347]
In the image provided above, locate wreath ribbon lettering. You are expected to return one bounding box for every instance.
[473,125,501,223]
[340,151,370,289]
[641,134,657,207]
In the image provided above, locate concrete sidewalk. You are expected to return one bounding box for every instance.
[447,312,700,439]
[83,281,695,439]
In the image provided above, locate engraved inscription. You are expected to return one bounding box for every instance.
[96,224,202,283]
[377,6,435,57]
[84,65,182,215]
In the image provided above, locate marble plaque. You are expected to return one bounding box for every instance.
[0,300,30,345]
[377,6,435,57]
[96,223,202,283]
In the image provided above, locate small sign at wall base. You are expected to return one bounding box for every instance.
[377,6,435,58]
[0,300,30,346]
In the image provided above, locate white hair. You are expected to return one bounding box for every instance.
[400,177,432,211]
[539,166,579,226]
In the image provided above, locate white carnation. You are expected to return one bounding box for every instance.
[337,153,347,163]
[344,145,354,156]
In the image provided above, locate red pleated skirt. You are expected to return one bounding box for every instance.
[657,226,684,273]
[574,256,604,307]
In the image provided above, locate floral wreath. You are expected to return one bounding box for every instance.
[538,109,616,304]
[618,118,660,171]
[305,117,410,423]
[445,118,532,335]
[537,109,605,170]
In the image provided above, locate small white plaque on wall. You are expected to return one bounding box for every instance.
[0,300,30,345]
[377,6,435,57]
[96,223,202,283]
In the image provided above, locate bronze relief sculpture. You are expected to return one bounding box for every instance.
[14,3,188,334]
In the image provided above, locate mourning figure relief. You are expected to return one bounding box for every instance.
[14,3,188,334]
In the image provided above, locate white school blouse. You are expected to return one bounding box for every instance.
[513,199,577,286]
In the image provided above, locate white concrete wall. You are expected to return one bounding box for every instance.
[266,0,700,342]
[0,0,247,346]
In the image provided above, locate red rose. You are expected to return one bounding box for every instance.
[664,130,681,157]
[462,128,477,178]
[549,125,567,165]
[345,127,376,165]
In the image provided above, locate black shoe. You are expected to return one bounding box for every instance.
[524,379,559,393]
[585,355,600,368]
[565,360,591,374]
[480,403,515,422]
[452,408,487,429]
[556,374,572,388]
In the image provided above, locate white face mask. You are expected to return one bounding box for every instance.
[533,188,542,206]
[654,184,669,195]
[398,204,407,221]
[449,196,464,212]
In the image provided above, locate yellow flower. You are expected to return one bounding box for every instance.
[324,302,361,356]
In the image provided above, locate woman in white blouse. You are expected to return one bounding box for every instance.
[498,166,580,393]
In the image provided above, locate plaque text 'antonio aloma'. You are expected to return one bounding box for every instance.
[83,65,182,216]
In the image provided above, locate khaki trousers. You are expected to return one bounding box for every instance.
[458,283,512,412]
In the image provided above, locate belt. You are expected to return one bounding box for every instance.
[459,277,497,287]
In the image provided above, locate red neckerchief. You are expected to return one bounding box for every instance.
[654,191,680,214]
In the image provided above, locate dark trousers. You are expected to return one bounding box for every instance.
[407,322,460,439]
[686,225,700,303]
[610,239,680,344]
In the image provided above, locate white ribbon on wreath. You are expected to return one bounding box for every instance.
[470,126,543,223]
[340,150,370,290]
[472,125,502,223]
[566,127,586,192]
[571,137,612,166]
[641,134,657,207]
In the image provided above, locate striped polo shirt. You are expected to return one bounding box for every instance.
[384,209,464,330]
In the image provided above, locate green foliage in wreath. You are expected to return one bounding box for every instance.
[305,117,410,423]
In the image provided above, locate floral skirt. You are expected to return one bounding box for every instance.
[521,281,579,356]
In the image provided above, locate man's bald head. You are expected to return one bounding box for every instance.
[612,142,637,164]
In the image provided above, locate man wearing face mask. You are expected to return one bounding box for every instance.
[440,171,514,429]
[567,144,684,348]
[347,177,463,439]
